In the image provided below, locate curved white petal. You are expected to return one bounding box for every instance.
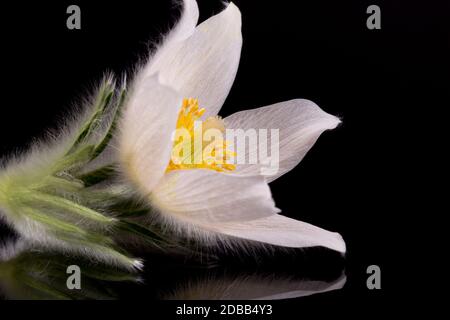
[224,99,341,182]
[150,170,279,225]
[168,0,200,43]
[143,2,242,118]
[149,168,344,252]
[210,214,346,253]
[119,76,182,195]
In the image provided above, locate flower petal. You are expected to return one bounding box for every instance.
[210,214,346,253]
[150,170,279,225]
[224,99,341,182]
[143,2,242,118]
[119,76,182,194]
[163,0,199,43]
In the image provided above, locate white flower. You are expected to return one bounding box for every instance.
[118,0,345,253]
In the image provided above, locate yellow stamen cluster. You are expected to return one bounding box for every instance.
[166,98,236,172]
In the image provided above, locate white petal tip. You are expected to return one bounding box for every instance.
[226,2,239,10]
[301,99,342,130]
[328,115,342,130]
[222,2,242,26]
[328,232,346,254]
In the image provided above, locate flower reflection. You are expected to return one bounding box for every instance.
[0,239,139,300]
[164,272,346,300]
[1,239,345,300]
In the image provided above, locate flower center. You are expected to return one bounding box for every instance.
[166,98,236,173]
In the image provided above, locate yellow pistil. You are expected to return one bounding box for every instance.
[166,98,236,172]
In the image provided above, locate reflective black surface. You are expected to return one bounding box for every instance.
[1,238,345,300]
[0,0,447,311]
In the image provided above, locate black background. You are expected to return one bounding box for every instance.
[0,0,448,314]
